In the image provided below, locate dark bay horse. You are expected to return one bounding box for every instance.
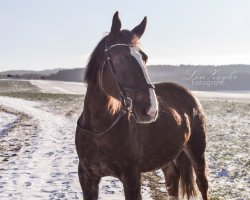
[76,12,208,200]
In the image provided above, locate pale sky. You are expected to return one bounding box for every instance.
[0,0,250,71]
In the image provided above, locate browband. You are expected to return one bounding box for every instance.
[105,44,133,52]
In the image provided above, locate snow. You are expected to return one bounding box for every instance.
[193,90,250,99]
[1,79,249,199]
[0,112,18,135]
[30,80,86,95]
[0,96,152,200]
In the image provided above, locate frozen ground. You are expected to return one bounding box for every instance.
[0,80,249,199]
[0,96,151,200]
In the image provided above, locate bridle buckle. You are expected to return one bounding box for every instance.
[124,96,133,112]
[119,92,133,112]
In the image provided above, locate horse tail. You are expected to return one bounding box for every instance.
[176,151,197,199]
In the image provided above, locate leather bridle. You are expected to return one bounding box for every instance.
[77,38,155,135]
[102,39,155,110]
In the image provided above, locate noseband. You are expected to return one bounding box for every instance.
[77,38,155,135]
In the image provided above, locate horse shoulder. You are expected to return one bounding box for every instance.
[154,82,203,115]
[154,82,205,136]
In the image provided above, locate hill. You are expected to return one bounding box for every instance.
[148,64,250,91]
[1,65,249,91]
[46,64,250,91]
[0,68,62,77]
[47,68,84,82]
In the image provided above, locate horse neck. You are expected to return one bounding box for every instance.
[83,82,118,133]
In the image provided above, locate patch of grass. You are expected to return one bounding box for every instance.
[0,91,84,117]
[0,79,84,117]
[0,80,84,102]
[0,80,39,93]
[0,91,83,102]
[209,197,221,200]
[0,80,84,103]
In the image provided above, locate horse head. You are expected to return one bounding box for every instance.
[86,12,159,124]
[100,12,158,124]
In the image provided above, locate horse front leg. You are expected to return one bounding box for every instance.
[123,172,142,200]
[78,164,100,200]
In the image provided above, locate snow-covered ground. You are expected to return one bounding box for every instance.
[193,90,250,99]
[30,80,86,95]
[0,80,249,199]
[0,112,18,136]
[0,96,151,200]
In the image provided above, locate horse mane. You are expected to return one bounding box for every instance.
[84,35,108,84]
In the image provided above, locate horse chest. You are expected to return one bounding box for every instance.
[78,134,131,176]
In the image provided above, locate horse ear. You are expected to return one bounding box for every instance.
[110,11,121,39]
[132,16,147,38]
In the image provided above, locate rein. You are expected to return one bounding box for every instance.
[77,108,126,136]
[77,38,155,135]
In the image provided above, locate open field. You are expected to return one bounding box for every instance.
[0,79,249,200]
